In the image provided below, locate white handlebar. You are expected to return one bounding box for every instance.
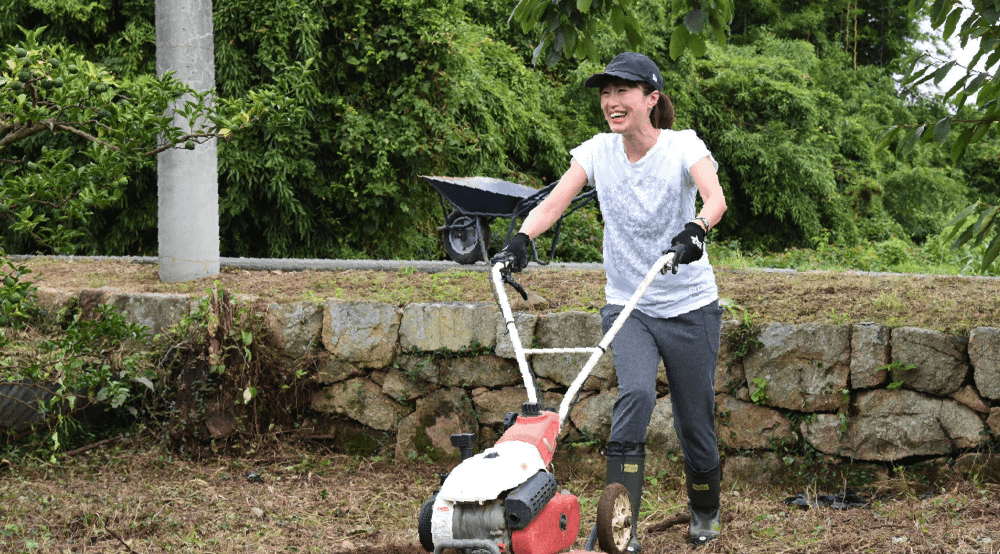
[491,251,677,429]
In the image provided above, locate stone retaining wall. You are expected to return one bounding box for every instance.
[36,287,1000,482]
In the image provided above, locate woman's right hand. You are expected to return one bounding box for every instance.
[491,232,530,272]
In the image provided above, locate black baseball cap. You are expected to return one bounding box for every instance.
[584,52,663,91]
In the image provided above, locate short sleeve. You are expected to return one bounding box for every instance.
[569,135,602,187]
[677,129,718,173]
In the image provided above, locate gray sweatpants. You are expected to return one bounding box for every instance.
[600,301,723,476]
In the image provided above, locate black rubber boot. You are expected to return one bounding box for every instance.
[606,441,646,553]
[685,464,721,546]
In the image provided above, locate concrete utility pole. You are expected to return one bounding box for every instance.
[155,0,220,283]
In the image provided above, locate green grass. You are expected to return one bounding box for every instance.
[709,234,1000,276]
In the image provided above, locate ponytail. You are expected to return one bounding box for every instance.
[652,93,675,130]
[638,81,674,129]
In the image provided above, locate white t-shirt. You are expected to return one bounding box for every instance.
[570,129,719,319]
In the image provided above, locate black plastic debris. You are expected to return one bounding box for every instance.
[783,489,868,510]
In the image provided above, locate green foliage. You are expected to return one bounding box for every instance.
[1,27,288,254]
[750,376,769,405]
[0,254,40,340]
[3,0,999,267]
[882,166,970,242]
[4,293,155,458]
[683,38,864,250]
[0,0,573,260]
[211,0,575,259]
[509,0,733,66]
[942,200,1000,272]
[522,202,604,263]
[880,361,916,390]
[896,0,1000,162]
[729,0,918,68]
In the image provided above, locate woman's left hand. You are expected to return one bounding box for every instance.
[668,221,706,264]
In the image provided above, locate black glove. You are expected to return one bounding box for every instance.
[491,232,530,272]
[664,222,706,272]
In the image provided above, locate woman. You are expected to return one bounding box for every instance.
[494,52,727,549]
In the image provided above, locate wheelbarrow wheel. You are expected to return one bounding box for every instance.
[596,482,633,554]
[442,210,490,264]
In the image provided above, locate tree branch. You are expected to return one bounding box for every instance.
[144,132,216,157]
[0,120,52,150]
[52,123,121,152]
[1,119,123,152]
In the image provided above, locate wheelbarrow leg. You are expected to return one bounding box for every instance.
[475,217,489,264]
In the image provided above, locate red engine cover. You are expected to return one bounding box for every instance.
[511,492,580,554]
[496,411,560,465]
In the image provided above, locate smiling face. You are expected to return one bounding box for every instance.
[599,79,659,135]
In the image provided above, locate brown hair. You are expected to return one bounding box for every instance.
[637,81,675,130]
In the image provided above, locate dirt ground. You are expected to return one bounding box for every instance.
[16,256,1000,334]
[2,435,1000,554]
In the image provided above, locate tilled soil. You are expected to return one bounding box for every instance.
[2,436,998,554]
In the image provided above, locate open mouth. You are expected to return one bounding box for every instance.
[609,111,627,122]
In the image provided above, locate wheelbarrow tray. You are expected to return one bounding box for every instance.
[421,175,541,216]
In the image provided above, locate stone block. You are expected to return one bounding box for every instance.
[33,286,76,322]
[399,303,498,352]
[323,301,400,368]
[952,385,990,414]
[646,395,681,453]
[533,311,612,391]
[266,301,323,357]
[716,394,797,450]
[472,387,531,425]
[988,407,1000,435]
[314,354,363,384]
[495,312,538,359]
[311,377,409,431]
[393,355,440,384]
[382,368,433,402]
[952,451,1000,482]
[722,453,784,485]
[744,323,850,412]
[105,292,193,336]
[800,389,985,461]
[715,319,747,394]
[569,389,617,441]
[890,327,968,396]
[850,323,890,389]
[969,327,1000,400]
[395,388,477,462]
[440,355,520,388]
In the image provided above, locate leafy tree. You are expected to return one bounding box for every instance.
[728,0,918,69]
[0,27,292,254]
[210,0,575,259]
[509,0,734,66]
[881,0,1000,271]
[3,0,582,260]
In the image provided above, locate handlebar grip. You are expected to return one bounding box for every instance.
[661,245,685,275]
[491,260,529,300]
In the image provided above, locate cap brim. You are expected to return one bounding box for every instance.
[584,71,648,89]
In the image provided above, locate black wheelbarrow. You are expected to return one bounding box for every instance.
[421,175,597,264]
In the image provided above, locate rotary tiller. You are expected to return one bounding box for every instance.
[417,251,681,554]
